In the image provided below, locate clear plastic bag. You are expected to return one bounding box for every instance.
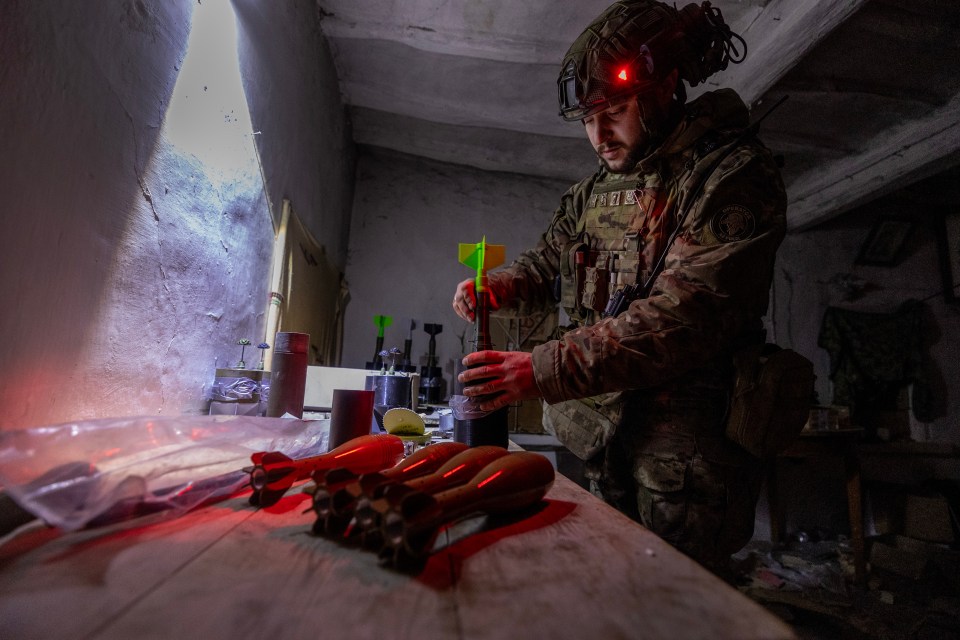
[0,415,328,531]
[448,394,494,420]
[207,375,263,402]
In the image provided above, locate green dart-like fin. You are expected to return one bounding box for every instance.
[458,237,505,292]
[373,314,393,338]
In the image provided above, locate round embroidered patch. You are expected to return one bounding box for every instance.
[711,204,756,242]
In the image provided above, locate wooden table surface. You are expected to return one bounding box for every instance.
[0,469,794,640]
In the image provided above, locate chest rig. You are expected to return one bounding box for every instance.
[560,167,681,325]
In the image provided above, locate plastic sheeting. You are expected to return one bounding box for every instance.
[0,415,328,531]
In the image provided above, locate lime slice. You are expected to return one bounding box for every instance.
[382,407,425,436]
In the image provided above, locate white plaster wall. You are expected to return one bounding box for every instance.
[0,0,353,429]
[234,0,355,269]
[341,147,573,385]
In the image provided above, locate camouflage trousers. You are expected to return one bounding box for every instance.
[584,387,765,575]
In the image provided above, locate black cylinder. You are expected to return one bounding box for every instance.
[419,366,444,405]
[365,374,412,430]
[454,407,508,448]
[265,332,309,418]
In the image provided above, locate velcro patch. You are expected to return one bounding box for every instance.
[710,204,756,242]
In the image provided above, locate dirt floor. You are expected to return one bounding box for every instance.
[733,538,960,639]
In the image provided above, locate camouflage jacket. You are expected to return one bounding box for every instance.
[489,89,787,404]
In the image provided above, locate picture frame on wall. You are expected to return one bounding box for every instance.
[937,212,960,304]
[856,215,915,266]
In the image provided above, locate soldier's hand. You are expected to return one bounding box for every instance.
[452,278,477,321]
[452,279,502,322]
[459,350,541,412]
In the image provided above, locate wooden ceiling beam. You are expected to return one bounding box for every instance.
[349,106,595,182]
[316,0,589,65]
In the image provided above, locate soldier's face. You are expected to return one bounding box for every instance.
[583,70,678,173]
[583,99,647,173]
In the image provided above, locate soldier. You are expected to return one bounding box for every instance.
[452,0,787,576]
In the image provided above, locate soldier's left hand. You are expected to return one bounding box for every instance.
[458,350,542,411]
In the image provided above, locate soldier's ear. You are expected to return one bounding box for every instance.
[658,69,679,103]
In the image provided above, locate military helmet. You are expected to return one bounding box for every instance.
[557,0,746,121]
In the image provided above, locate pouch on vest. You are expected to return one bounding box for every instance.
[582,252,615,312]
[559,241,587,316]
[581,265,609,312]
[725,344,816,458]
[544,393,623,461]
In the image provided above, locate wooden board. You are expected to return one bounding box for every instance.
[0,473,795,640]
[0,500,256,639]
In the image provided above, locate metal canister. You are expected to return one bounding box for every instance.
[265,332,309,418]
[365,373,412,430]
[454,407,508,448]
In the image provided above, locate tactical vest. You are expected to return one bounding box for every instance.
[559,129,737,327]
[560,167,680,326]
[547,129,748,461]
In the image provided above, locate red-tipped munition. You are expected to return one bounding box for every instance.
[246,434,404,507]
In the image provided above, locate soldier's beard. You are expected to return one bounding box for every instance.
[597,143,647,174]
[597,96,674,173]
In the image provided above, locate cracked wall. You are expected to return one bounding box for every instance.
[0,0,353,428]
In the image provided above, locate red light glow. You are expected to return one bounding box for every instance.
[442,463,466,479]
[476,470,503,489]
[617,68,628,81]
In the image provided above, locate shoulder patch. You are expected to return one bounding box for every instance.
[710,204,756,242]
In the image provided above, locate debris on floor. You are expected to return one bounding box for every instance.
[733,535,960,640]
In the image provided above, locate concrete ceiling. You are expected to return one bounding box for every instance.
[316,0,960,230]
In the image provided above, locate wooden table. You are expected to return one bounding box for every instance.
[0,469,795,640]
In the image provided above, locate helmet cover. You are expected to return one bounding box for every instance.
[558,1,745,121]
